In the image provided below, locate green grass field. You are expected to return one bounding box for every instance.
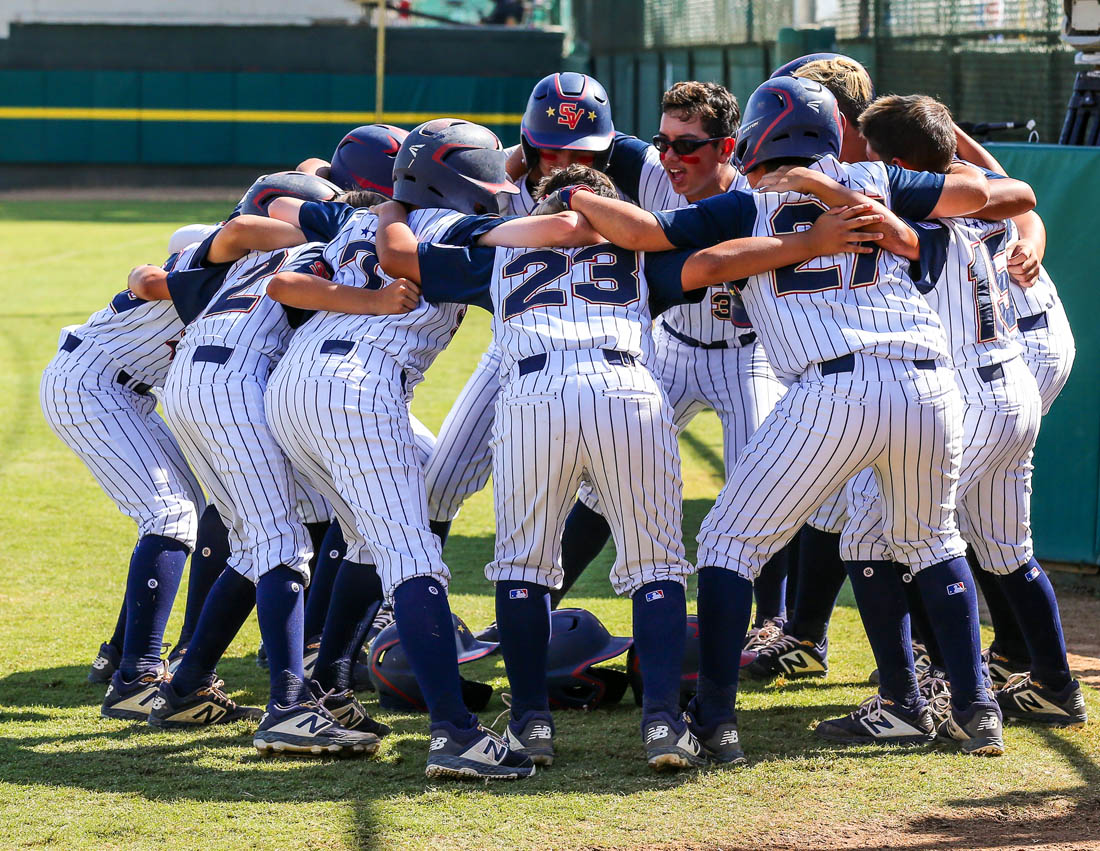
[1,200,1098,850]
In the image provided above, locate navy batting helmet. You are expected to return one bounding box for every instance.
[626,615,699,710]
[328,124,408,195]
[236,170,341,217]
[734,76,842,174]
[521,72,615,172]
[770,52,846,79]
[367,613,497,713]
[545,608,632,710]
[392,118,518,215]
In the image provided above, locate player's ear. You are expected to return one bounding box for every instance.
[717,137,736,163]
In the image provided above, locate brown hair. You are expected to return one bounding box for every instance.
[794,57,874,124]
[660,81,740,138]
[858,94,957,173]
[334,189,391,208]
[537,164,618,199]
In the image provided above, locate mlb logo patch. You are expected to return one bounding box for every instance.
[1025,565,1041,582]
[645,589,665,602]
[946,581,967,596]
[509,588,529,599]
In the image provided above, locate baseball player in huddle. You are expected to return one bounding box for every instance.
[564,75,1009,756]
[263,119,541,780]
[41,254,204,717]
[126,212,393,754]
[422,72,616,549]
[817,96,1084,740]
[375,160,882,769]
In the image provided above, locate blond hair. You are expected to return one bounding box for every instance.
[794,57,874,123]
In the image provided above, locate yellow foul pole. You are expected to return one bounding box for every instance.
[375,0,387,120]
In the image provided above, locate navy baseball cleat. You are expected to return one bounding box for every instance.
[88,641,121,684]
[503,710,556,766]
[310,681,391,738]
[740,617,784,668]
[166,641,188,675]
[302,640,321,680]
[425,721,536,780]
[983,648,1030,690]
[642,712,705,772]
[253,699,381,757]
[684,700,746,765]
[255,642,269,670]
[745,633,828,680]
[869,641,932,685]
[148,677,264,729]
[995,674,1087,726]
[815,693,935,746]
[936,700,1005,756]
[101,665,170,721]
[919,667,953,727]
[474,621,500,644]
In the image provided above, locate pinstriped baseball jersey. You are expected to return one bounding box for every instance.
[170,236,325,364]
[280,207,475,391]
[607,134,753,340]
[65,253,185,388]
[418,242,701,374]
[911,218,1021,370]
[1003,218,1057,318]
[655,157,950,384]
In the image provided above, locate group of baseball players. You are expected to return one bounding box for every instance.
[44,51,1086,782]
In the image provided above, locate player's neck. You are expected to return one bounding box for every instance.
[685,164,736,203]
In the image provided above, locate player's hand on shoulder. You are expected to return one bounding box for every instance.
[808,204,883,256]
[377,277,421,314]
[1005,237,1040,288]
[754,165,817,194]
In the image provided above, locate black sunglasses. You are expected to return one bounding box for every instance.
[651,135,728,155]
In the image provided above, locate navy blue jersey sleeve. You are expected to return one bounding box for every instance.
[885,165,946,220]
[280,244,330,328]
[298,201,355,243]
[653,190,758,248]
[642,250,707,316]
[417,243,496,312]
[906,220,950,294]
[437,214,518,246]
[604,133,651,203]
[162,252,181,273]
[166,230,234,325]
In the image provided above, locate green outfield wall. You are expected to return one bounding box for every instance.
[0,23,562,167]
[988,143,1099,567]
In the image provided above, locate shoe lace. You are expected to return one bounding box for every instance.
[1000,671,1031,692]
[745,619,784,652]
[760,633,803,658]
[490,693,513,732]
[200,678,238,707]
[372,607,396,631]
[919,669,952,718]
[854,693,888,724]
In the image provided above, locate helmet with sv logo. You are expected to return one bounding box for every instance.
[520,72,616,172]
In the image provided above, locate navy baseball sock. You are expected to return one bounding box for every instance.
[429,520,452,547]
[177,505,230,647]
[845,561,920,709]
[170,568,256,696]
[554,500,612,607]
[695,568,753,724]
[971,558,1031,664]
[120,534,188,680]
[495,581,552,717]
[256,566,307,706]
[897,563,945,669]
[753,548,789,625]
[302,520,331,606]
[913,557,987,708]
[998,560,1071,689]
[108,599,127,650]
[313,560,383,692]
[392,577,473,727]
[787,526,846,644]
[302,520,347,641]
[633,580,687,718]
[784,529,801,615]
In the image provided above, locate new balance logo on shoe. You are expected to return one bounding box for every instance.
[481,738,508,761]
[192,704,226,724]
[646,725,669,743]
[92,658,110,670]
[718,730,739,746]
[975,715,1001,732]
[783,652,813,673]
[529,724,553,739]
[429,737,447,751]
[151,696,166,711]
[295,713,332,734]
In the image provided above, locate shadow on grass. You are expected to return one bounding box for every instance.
[0,201,232,225]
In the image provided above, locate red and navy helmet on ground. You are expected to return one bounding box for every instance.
[520,72,615,172]
[328,124,409,195]
[545,608,632,710]
[734,76,842,174]
[392,118,518,214]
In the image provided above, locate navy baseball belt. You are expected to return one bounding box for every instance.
[819,353,937,376]
[660,320,756,350]
[60,333,151,395]
[517,349,636,377]
[1017,312,1048,332]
